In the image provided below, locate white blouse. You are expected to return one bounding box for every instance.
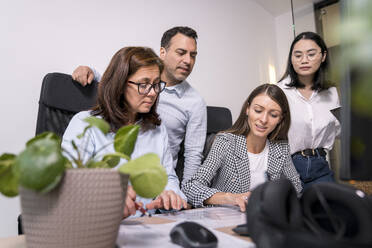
[247,140,269,190]
[278,77,341,154]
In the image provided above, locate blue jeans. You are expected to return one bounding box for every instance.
[291,153,335,190]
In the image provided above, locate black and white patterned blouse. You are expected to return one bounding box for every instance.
[182,133,302,207]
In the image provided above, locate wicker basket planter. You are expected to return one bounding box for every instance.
[20,169,128,248]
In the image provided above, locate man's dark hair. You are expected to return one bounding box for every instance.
[161,26,198,49]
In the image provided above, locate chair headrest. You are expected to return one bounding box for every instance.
[40,72,98,112]
[206,106,232,133]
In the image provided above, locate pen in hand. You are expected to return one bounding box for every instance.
[135,202,152,217]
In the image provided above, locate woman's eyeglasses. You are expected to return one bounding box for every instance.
[128,81,166,95]
[292,51,322,62]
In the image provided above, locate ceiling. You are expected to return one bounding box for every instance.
[253,0,323,17]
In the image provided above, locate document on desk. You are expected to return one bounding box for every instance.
[117,220,253,248]
[159,206,246,229]
[116,206,253,247]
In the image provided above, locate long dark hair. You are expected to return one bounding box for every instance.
[279,31,331,91]
[92,47,163,132]
[226,84,291,141]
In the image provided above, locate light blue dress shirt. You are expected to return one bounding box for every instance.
[62,111,185,217]
[157,81,207,185]
[92,69,207,186]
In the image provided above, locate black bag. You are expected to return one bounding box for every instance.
[245,179,372,248]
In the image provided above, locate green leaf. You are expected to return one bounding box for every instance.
[71,140,78,151]
[102,152,130,168]
[64,160,73,169]
[114,125,140,158]
[83,117,110,135]
[102,154,120,168]
[39,173,63,194]
[86,160,107,168]
[0,153,16,175]
[119,153,167,198]
[17,138,66,193]
[0,154,19,197]
[84,159,95,168]
[77,125,90,139]
[26,132,61,147]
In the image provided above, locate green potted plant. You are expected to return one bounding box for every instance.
[0,117,167,248]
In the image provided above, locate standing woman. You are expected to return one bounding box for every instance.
[183,84,302,211]
[278,32,340,189]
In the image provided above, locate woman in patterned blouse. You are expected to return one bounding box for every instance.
[183,84,302,211]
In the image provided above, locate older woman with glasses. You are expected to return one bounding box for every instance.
[278,32,341,189]
[62,47,187,218]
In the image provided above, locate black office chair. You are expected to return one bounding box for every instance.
[35,72,98,136]
[203,106,233,160]
[18,72,98,235]
[175,106,233,185]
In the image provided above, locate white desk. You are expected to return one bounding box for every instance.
[0,206,255,248]
[117,206,254,247]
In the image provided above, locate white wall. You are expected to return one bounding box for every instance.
[293,2,316,35]
[275,11,294,79]
[0,0,279,237]
[274,3,316,79]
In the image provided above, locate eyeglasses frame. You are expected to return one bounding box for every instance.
[127,81,166,95]
[292,51,323,62]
